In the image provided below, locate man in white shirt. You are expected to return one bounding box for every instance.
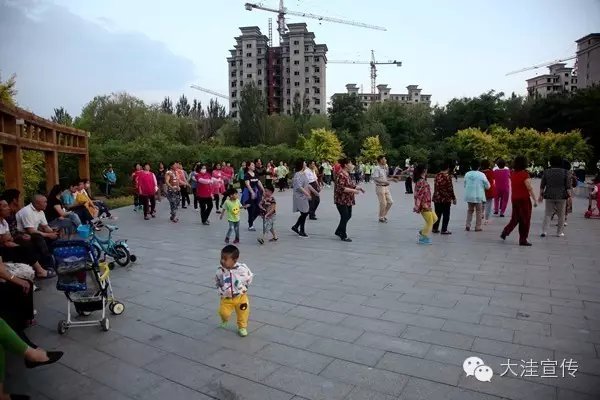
[16,195,59,267]
[372,155,398,222]
[305,162,321,220]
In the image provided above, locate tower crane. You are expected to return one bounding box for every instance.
[190,84,229,100]
[244,1,386,44]
[505,56,576,76]
[329,50,401,95]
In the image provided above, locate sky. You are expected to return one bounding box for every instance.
[0,0,599,118]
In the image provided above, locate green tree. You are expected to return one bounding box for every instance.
[238,81,267,146]
[301,128,344,161]
[51,107,73,126]
[328,93,365,134]
[360,136,384,163]
[205,99,227,138]
[160,96,174,114]
[0,73,17,104]
[175,94,191,117]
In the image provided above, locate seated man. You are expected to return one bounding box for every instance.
[1,189,54,272]
[0,200,55,279]
[15,195,59,268]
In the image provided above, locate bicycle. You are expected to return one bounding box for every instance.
[77,223,137,269]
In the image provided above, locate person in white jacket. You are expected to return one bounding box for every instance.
[215,245,254,337]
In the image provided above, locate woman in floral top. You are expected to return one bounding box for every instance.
[413,164,438,245]
[432,160,456,235]
[334,158,365,242]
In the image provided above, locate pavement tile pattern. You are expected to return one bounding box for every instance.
[6,180,600,399]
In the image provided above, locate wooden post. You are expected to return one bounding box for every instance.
[3,144,23,206]
[78,152,90,180]
[45,150,59,194]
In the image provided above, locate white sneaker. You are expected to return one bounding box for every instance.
[557,233,565,237]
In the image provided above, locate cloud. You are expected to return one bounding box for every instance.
[0,0,196,117]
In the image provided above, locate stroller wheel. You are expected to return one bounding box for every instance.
[108,261,116,270]
[57,320,68,335]
[109,301,125,315]
[100,317,110,332]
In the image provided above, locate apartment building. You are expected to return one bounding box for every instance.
[227,24,327,118]
[576,33,600,89]
[333,84,432,107]
[526,63,577,98]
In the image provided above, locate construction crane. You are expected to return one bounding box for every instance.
[190,84,229,100]
[244,1,386,44]
[329,50,401,95]
[505,56,576,76]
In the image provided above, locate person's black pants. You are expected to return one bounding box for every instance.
[0,245,40,266]
[308,182,320,218]
[335,204,352,239]
[247,198,260,228]
[213,194,221,212]
[133,194,140,208]
[365,174,371,183]
[433,202,451,232]
[293,212,308,233]
[180,186,190,207]
[405,177,413,194]
[0,280,35,347]
[278,178,286,191]
[198,197,213,223]
[28,233,54,267]
[72,205,93,224]
[194,195,201,210]
[139,194,156,217]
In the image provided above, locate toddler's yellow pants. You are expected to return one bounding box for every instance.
[421,210,438,236]
[219,293,250,329]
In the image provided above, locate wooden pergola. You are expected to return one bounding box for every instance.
[0,102,89,204]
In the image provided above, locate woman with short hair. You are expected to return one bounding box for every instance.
[334,158,364,242]
[291,159,318,238]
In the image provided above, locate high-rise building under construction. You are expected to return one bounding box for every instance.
[227,23,327,118]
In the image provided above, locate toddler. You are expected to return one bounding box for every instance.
[413,164,437,245]
[257,185,278,244]
[216,245,254,337]
[220,189,247,244]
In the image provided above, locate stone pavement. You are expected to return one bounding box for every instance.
[6,179,600,400]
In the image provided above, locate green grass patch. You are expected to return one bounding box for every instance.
[104,196,134,209]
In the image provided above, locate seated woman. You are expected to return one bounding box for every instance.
[81,179,116,220]
[45,185,79,238]
[61,183,95,225]
[0,200,55,280]
[0,317,63,400]
[75,179,98,219]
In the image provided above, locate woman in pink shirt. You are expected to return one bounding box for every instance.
[212,163,226,214]
[195,164,213,225]
[137,162,158,220]
[494,158,511,217]
[223,162,234,190]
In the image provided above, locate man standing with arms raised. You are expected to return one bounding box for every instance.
[372,155,398,223]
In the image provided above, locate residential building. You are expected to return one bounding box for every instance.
[333,84,432,108]
[227,24,327,118]
[526,63,577,98]
[576,33,600,89]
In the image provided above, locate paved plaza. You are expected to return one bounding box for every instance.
[6,180,600,400]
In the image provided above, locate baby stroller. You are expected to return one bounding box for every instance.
[52,240,125,334]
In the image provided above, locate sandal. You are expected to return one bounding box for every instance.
[269,237,278,242]
[36,269,56,280]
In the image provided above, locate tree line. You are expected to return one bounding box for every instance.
[0,73,596,197]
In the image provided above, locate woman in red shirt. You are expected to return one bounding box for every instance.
[137,162,158,220]
[501,156,538,246]
[334,158,365,242]
[195,164,213,225]
[481,160,496,225]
